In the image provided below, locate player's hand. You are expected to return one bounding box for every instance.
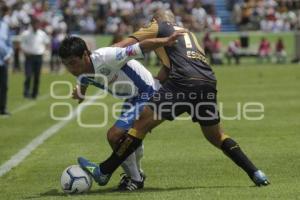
[72,85,87,104]
[166,30,187,46]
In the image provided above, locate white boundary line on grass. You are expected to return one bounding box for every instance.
[0,92,101,177]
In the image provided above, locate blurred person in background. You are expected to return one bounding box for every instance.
[79,12,96,34]
[203,32,213,64]
[257,37,271,63]
[0,4,13,116]
[20,18,49,99]
[1,4,21,73]
[211,37,223,65]
[206,6,222,32]
[192,1,207,31]
[275,37,287,64]
[12,38,21,72]
[50,30,63,73]
[226,40,241,65]
[3,2,30,73]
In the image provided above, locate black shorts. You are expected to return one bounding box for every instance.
[148,80,220,126]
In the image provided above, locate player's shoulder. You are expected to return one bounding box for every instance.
[142,19,157,29]
[130,19,159,40]
[92,47,118,59]
[93,47,111,54]
[90,47,107,66]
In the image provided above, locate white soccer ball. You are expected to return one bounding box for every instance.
[61,165,93,194]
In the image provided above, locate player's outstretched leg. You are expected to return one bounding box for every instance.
[107,126,145,191]
[221,137,270,186]
[78,129,144,186]
[78,106,162,187]
[118,151,145,191]
[201,123,270,186]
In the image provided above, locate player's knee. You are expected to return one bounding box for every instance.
[201,124,224,148]
[131,121,144,134]
[106,127,123,145]
[133,106,155,134]
[133,122,148,135]
[106,129,115,145]
[205,133,223,148]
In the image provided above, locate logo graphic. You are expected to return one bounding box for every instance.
[86,166,95,174]
[125,45,137,56]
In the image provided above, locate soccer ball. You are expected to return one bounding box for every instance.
[60,165,92,194]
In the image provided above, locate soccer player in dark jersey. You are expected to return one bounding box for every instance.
[78,10,270,188]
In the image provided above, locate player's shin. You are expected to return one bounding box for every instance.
[100,129,145,175]
[221,137,258,178]
[135,144,144,173]
[121,152,142,181]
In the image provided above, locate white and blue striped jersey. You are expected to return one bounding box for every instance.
[80,44,160,99]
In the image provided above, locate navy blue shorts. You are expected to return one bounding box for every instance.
[148,80,220,126]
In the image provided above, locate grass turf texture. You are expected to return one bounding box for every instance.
[0,63,299,200]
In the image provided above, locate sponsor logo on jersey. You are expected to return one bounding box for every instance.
[125,45,137,57]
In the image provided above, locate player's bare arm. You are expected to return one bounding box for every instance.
[138,30,186,53]
[155,66,170,84]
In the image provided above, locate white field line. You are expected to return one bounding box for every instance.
[10,93,50,114]
[0,92,101,177]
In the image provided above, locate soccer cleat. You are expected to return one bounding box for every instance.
[118,173,131,189]
[118,172,146,191]
[77,157,111,186]
[251,170,270,186]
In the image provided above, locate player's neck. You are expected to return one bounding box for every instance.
[85,57,95,74]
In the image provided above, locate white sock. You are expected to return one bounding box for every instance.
[121,151,142,182]
[135,144,144,174]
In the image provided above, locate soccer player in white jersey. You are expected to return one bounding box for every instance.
[58,36,161,191]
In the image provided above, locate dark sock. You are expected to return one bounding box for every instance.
[100,134,142,174]
[221,138,258,178]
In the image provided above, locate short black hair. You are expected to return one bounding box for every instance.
[58,36,89,59]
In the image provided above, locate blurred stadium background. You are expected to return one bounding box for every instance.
[0,0,300,199]
[3,0,300,69]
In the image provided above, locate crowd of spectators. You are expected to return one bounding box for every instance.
[2,0,222,36]
[203,33,287,65]
[3,0,300,35]
[229,0,300,31]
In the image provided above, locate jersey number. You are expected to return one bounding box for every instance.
[174,26,204,54]
[174,26,192,48]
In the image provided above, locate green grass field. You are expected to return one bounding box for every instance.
[0,61,300,200]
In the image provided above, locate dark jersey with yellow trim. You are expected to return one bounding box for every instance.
[130,20,216,87]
